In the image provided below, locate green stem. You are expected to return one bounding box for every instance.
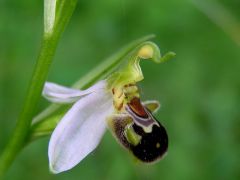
[0,0,78,177]
[0,34,57,177]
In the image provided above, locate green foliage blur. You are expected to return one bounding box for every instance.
[1,0,240,179]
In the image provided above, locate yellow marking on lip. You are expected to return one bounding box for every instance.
[124,124,141,146]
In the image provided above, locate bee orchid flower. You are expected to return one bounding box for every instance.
[42,42,175,174]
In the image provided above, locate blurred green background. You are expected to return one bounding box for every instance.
[1,0,240,179]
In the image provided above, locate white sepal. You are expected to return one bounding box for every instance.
[42,80,106,103]
[48,89,113,173]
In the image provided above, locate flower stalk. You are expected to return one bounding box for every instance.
[0,0,78,177]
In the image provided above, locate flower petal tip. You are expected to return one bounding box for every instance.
[49,164,58,174]
[49,161,71,174]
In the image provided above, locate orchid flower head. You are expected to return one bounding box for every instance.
[42,41,175,173]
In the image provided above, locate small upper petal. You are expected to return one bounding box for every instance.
[42,80,106,103]
[143,100,160,114]
[48,88,113,173]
